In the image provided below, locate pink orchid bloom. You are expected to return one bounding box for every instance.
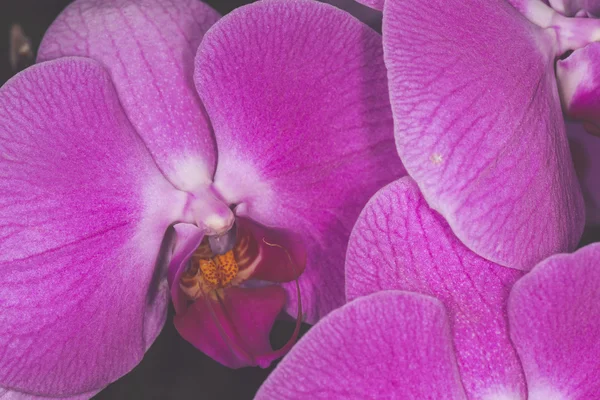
[257,177,600,399]
[352,0,593,270]
[0,0,404,397]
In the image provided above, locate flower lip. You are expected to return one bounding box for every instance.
[178,217,305,299]
[169,216,306,368]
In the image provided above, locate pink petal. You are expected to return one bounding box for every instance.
[0,388,98,400]
[567,122,600,225]
[508,243,600,399]
[0,58,186,396]
[173,285,287,369]
[38,0,220,191]
[383,0,584,269]
[557,43,600,135]
[346,177,526,399]
[255,291,467,399]
[195,0,405,322]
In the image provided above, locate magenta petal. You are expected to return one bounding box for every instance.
[567,122,600,225]
[0,388,98,400]
[256,291,467,399]
[557,43,600,135]
[0,59,186,396]
[508,243,600,399]
[196,0,404,322]
[346,177,526,399]
[383,0,584,269]
[174,286,286,369]
[38,0,220,191]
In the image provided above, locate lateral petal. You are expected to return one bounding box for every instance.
[383,0,584,269]
[255,291,467,400]
[0,58,185,396]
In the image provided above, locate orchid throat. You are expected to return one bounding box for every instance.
[175,217,306,368]
[180,221,259,299]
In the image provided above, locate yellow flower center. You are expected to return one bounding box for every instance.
[180,228,258,300]
[198,251,239,289]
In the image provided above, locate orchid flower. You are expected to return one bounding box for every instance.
[0,0,404,397]
[256,177,600,399]
[351,0,593,270]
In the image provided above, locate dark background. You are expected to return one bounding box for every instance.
[0,0,250,85]
[0,0,381,85]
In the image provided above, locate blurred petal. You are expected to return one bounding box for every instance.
[255,291,467,400]
[38,0,220,191]
[566,122,600,225]
[508,243,600,399]
[557,43,600,135]
[0,58,186,396]
[174,286,286,369]
[346,177,526,399]
[547,0,600,16]
[383,0,584,269]
[197,0,404,322]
